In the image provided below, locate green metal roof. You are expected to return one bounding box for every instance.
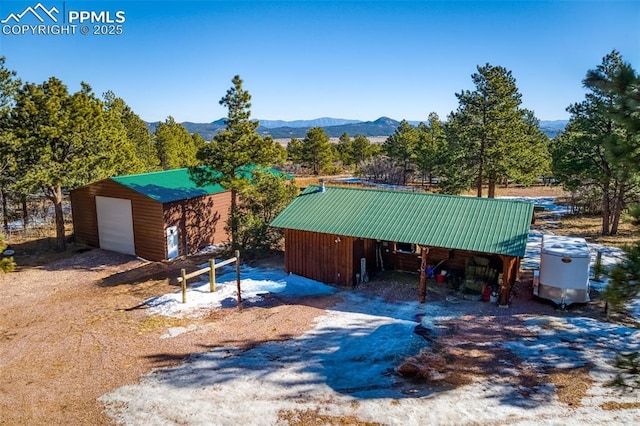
[111,168,226,203]
[271,185,534,257]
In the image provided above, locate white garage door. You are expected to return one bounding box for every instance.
[96,196,136,255]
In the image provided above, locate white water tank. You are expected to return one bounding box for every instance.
[537,235,590,308]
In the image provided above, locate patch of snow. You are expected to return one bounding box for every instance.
[161,325,197,339]
[194,244,225,255]
[145,267,336,318]
[627,298,640,319]
[499,196,572,217]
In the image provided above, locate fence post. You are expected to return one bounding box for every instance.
[209,258,216,292]
[235,249,242,311]
[181,268,187,304]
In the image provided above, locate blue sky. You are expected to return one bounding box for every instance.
[1,1,638,123]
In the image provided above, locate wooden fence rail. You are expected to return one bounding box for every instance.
[177,250,242,310]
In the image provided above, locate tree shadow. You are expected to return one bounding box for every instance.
[163,193,227,257]
[40,248,139,272]
[141,321,438,400]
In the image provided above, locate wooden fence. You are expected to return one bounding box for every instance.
[177,249,243,310]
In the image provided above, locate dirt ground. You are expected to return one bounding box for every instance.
[0,249,339,425]
[0,242,631,425]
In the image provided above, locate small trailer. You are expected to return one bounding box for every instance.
[534,235,591,308]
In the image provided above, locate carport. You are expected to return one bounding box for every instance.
[270,185,534,305]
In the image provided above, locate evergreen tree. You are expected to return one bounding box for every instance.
[446,64,547,197]
[104,91,159,172]
[0,57,21,232]
[438,114,478,194]
[416,112,446,188]
[154,116,199,170]
[383,120,419,185]
[192,132,207,151]
[268,137,288,165]
[10,79,112,249]
[604,203,640,389]
[193,75,279,250]
[102,94,145,175]
[286,137,303,163]
[352,134,375,167]
[235,171,298,254]
[504,110,551,186]
[551,51,639,235]
[301,127,333,175]
[336,132,354,166]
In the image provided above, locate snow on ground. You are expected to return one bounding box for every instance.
[145,265,336,318]
[101,283,640,425]
[500,196,573,218]
[521,230,626,275]
[100,196,640,425]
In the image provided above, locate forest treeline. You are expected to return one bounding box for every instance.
[0,49,638,256]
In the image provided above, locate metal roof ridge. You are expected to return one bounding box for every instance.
[309,184,535,204]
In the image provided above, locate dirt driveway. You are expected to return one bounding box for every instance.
[0,249,337,425]
[0,245,625,425]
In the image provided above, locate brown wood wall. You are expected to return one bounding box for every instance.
[163,191,231,257]
[71,180,232,261]
[282,229,519,290]
[70,179,165,260]
[284,229,356,286]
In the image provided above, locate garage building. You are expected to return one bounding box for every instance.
[70,168,231,261]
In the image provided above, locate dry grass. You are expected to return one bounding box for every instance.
[2,223,80,267]
[397,315,544,392]
[277,408,383,426]
[546,214,640,248]
[601,401,640,410]
[547,366,594,407]
[461,185,569,198]
[137,315,191,334]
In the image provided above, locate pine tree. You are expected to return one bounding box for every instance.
[103,91,159,172]
[383,120,419,185]
[416,112,446,188]
[352,134,375,167]
[287,137,303,163]
[0,57,21,232]
[551,51,639,235]
[605,205,640,389]
[301,127,333,175]
[154,116,198,170]
[193,75,279,250]
[235,170,298,253]
[10,79,113,249]
[336,132,354,166]
[445,64,546,197]
[102,93,145,175]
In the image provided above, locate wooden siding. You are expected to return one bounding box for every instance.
[71,179,165,260]
[163,191,231,257]
[284,229,356,286]
[282,230,519,293]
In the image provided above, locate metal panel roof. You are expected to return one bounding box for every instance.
[271,185,534,257]
[111,168,226,203]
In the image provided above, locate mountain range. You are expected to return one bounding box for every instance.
[146,117,568,140]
